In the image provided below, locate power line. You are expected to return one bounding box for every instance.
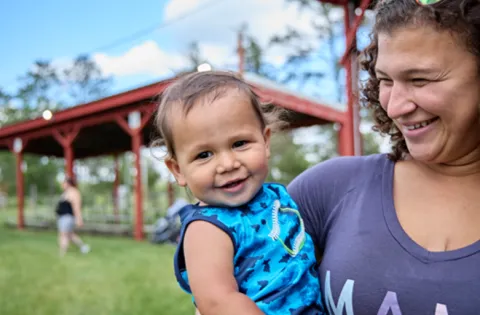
[87,0,222,54]
[0,0,223,89]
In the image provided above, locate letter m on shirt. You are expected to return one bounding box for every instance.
[324,270,355,315]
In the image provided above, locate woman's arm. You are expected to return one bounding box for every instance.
[69,189,83,227]
[184,221,264,315]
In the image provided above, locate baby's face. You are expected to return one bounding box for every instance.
[167,89,271,207]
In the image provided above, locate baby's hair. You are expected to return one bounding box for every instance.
[151,70,287,160]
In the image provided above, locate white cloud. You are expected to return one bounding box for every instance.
[198,42,236,67]
[163,0,321,45]
[93,40,188,77]
[163,0,324,64]
[91,0,346,79]
[164,0,204,21]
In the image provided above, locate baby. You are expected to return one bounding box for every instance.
[153,71,324,314]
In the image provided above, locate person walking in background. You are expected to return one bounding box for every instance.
[55,177,90,256]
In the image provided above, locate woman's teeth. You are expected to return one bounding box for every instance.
[406,118,437,130]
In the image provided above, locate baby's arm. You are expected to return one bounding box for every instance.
[184,221,264,315]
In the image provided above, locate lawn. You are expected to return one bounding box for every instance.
[0,227,194,315]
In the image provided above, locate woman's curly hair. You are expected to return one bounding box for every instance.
[361,0,480,161]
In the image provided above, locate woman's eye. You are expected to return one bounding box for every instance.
[233,140,247,148]
[412,78,429,85]
[195,152,212,160]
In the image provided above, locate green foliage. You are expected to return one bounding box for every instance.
[267,132,312,185]
[186,42,207,71]
[62,54,112,104]
[0,55,116,198]
[362,128,382,156]
[0,153,15,193]
[0,15,383,212]
[270,2,343,96]
[24,155,63,195]
[270,0,381,157]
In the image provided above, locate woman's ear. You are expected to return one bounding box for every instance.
[165,158,187,187]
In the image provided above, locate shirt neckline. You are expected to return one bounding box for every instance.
[381,156,480,263]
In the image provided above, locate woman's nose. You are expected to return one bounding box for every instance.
[385,82,417,119]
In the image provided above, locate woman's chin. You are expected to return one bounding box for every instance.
[405,144,441,164]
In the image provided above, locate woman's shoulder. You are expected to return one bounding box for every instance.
[287,154,392,249]
[288,153,390,194]
[64,187,80,200]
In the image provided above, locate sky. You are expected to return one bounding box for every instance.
[1,0,334,96]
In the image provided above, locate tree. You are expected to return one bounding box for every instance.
[17,60,62,108]
[59,56,116,199]
[174,41,209,75]
[245,35,263,74]
[0,88,11,104]
[0,61,62,195]
[0,55,114,198]
[244,35,281,81]
[187,42,207,71]
[270,0,381,157]
[267,132,312,185]
[62,54,112,105]
[0,88,13,126]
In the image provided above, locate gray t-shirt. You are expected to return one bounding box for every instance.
[287,154,480,315]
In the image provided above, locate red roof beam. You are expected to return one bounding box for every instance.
[253,87,346,124]
[0,81,169,139]
[7,102,153,143]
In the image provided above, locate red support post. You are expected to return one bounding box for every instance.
[338,123,354,156]
[115,111,151,241]
[10,138,26,230]
[338,0,363,156]
[53,127,80,179]
[65,145,74,179]
[132,132,144,240]
[339,0,372,66]
[113,154,120,223]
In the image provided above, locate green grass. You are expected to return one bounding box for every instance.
[0,227,194,315]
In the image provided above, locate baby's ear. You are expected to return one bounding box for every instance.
[165,158,187,187]
[263,127,271,159]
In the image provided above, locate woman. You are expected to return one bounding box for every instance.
[56,177,90,256]
[288,0,480,313]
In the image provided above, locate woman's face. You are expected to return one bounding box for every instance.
[376,26,480,164]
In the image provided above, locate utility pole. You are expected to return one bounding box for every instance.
[237,29,245,75]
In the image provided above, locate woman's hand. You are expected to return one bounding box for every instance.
[75,218,84,227]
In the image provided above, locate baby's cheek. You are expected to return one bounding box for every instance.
[260,159,270,174]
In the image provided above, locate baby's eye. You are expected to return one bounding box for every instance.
[233,140,247,148]
[195,151,212,160]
